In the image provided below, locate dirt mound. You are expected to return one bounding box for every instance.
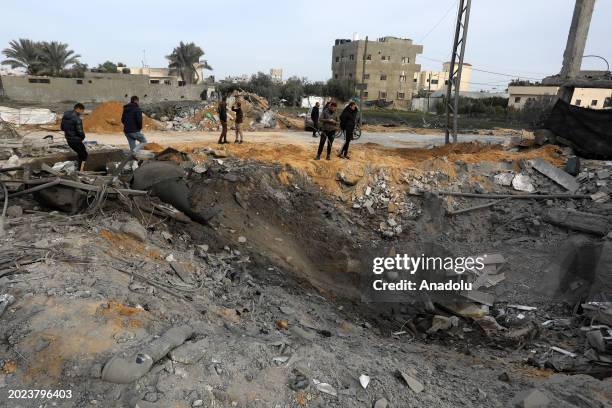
[83,101,161,133]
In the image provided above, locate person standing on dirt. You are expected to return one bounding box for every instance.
[315,102,338,160]
[232,100,244,143]
[217,97,228,144]
[338,102,358,159]
[61,102,88,171]
[121,96,148,151]
[310,101,320,138]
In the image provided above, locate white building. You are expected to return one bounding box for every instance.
[508,85,612,109]
[414,62,472,94]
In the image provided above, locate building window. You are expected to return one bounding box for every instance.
[591,99,598,106]
[380,74,387,80]
[413,78,418,82]
[380,91,387,99]
[150,79,160,84]
[397,92,405,99]
[604,97,612,108]
[348,73,352,79]
[514,97,521,103]
[402,57,409,64]
[399,75,407,82]
[381,55,386,61]
[431,79,438,85]
[334,74,338,79]
[575,99,581,106]
[178,80,186,86]
[335,57,340,63]
[349,54,354,61]
[363,91,368,98]
[76,79,83,84]
[28,78,50,84]
[366,54,371,60]
[164,80,172,85]
[364,74,370,80]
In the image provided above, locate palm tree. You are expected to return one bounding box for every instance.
[166,42,211,84]
[37,41,80,77]
[1,39,42,75]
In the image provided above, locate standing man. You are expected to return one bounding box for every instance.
[61,103,88,171]
[339,102,358,159]
[217,97,228,144]
[310,101,320,138]
[232,100,244,143]
[315,102,338,161]
[121,96,148,151]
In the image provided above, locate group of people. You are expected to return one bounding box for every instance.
[216,97,244,144]
[62,95,359,172]
[310,100,359,160]
[61,96,148,170]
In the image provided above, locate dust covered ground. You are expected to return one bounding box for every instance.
[1,133,611,408]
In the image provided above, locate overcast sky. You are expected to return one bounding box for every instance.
[1,0,610,91]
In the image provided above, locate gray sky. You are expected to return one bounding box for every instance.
[1,0,610,91]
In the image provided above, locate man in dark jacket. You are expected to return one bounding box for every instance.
[61,103,87,171]
[339,102,358,159]
[121,96,148,151]
[232,100,244,143]
[310,101,320,137]
[217,97,228,144]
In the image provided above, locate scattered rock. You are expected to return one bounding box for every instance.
[512,174,535,193]
[397,370,424,393]
[238,236,247,243]
[359,374,370,389]
[494,173,514,187]
[374,398,389,408]
[6,205,23,218]
[169,339,208,364]
[121,219,147,242]
[511,389,550,408]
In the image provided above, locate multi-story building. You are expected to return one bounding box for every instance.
[331,36,422,109]
[270,68,283,83]
[508,84,612,109]
[414,62,472,94]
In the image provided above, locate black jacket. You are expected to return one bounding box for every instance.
[232,106,243,124]
[340,107,358,133]
[311,105,319,121]
[121,102,143,133]
[61,110,85,141]
[217,103,227,122]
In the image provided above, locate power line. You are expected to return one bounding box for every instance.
[419,0,458,42]
[419,55,542,80]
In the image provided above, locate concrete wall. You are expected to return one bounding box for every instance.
[332,36,422,109]
[0,73,205,103]
[508,85,560,109]
[571,88,612,109]
[411,96,442,112]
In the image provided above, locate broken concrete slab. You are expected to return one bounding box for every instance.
[543,208,611,236]
[397,370,424,393]
[494,172,514,187]
[530,158,579,193]
[170,262,193,284]
[460,290,495,306]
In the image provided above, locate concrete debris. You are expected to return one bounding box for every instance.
[0,294,15,318]
[358,374,370,389]
[543,208,611,235]
[168,339,208,364]
[530,158,580,193]
[397,370,424,393]
[511,388,550,408]
[494,172,514,186]
[312,379,337,397]
[512,173,536,193]
[374,398,389,408]
[120,219,147,242]
[5,205,23,218]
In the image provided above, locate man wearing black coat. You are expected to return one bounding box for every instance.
[338,102,358,159]
[61,102,87,171]
[217,97,228,144]
[121,96,148,151]
[310,101,320,137]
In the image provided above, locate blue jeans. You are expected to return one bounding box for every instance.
[125,131,147,151]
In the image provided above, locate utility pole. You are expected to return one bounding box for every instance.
[558,0,596,102]
[444,0,472,144]
[359,36,369,128]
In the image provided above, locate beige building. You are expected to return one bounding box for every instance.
[508,85,612,109]
[270,68,283,83]
[414,62,472,93]
[331,36,422,109]
[128,63,211,85]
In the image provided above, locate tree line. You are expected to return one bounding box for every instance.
[217,73,356,105]
[1,39,211,84]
